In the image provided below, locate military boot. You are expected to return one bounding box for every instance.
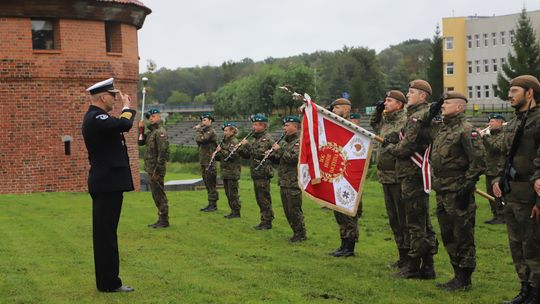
[253,222,272,230]
[524,287,539,304]
[396,257,422,279]
[201,201,217,212]
[439,267,472,291]
[289,232,307,243]
[224,212,240,219]
[147,217,160,228]
[420,254,436,280]
[152,214,169,228]
[390,248,409,269]
[503,282,532,304]
[329,238,346,256]
[333,239,355,257]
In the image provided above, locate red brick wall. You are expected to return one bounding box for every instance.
[0,17,141,193]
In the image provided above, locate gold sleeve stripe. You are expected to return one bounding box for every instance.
[120,112,133,120]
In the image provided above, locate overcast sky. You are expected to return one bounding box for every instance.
[138,0,540,72]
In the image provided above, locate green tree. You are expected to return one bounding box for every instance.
[166,90,192,104]
[193,93,207,103]
[426,25,443,99]
[496,9,540,98]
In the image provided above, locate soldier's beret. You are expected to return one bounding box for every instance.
[250,113,268,122]
[510,75,540,93]
[200,112,214,121]
[222,121,237,130]
[350,113,361,119]
[386,90,406,103]
[145,108,160,119]
[331,98,352,107]
[442,91,468,103]
[488,113,506,121]
[409,79,432,96]
[86,78,120,95]
[282,115,301,124]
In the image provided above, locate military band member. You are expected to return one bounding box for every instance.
[431,92,486,291]
[238,114,275,230]
[271,115,306,242]
[195,112,219,212]
[139,108,170,228]
[370,90,409,270]
[493,75,540,304]
[82,78,135,292]
[215,122,242,219]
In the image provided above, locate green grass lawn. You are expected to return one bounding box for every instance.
[0,165,517,304]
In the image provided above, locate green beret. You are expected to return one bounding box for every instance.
[442,91,468,103]
[409,79,432,96]
[386,90,406,103]
[222,121,237,130]
[488,113,506,121]
[282,115,301,124]
[350,113,361,119]
[250,114,268,122]
[331,98,352,107]
[510,75,540,93]
[200,112,214,121]
[145,108,160,119]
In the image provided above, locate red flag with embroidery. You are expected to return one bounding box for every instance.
[298,94,375,216]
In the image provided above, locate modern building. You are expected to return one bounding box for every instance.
[0,0,151,193]
[442,10,540,108]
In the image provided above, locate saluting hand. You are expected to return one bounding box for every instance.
[119,92,131,109]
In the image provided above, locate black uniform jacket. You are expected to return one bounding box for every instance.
[82,105,136,194]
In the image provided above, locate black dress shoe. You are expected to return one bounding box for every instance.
[110,285,134,292]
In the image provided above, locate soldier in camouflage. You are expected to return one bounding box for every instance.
[384,79,438,279]
[370,90,409,270]
[215,122,242,219]
[481,113,506,225]
[271,115,306,242]
[138,108,170,228]
[238,114,275,230]
[430,91,486,291]
[195,112,219,212]
[492,75,540,304]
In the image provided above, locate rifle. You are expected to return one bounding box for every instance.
[254,132,286,171]
[224,131,253,162]
[499,102,532,203]
[138,77,148,145]
[206,137,225,172]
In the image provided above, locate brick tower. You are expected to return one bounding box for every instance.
[0,0,151,193]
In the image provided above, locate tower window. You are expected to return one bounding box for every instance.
[32,19,60,50]
[105,22,122,53]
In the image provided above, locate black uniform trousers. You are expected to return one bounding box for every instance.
[91,191,124,291]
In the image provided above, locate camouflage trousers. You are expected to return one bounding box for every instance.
[504,201,540,288]
[401,174,438,258]
[435,192,477,269]
[223,178,241,214]
[383,183,409,250]
[253,178,274,225]
[485,175,505,218]
[201,165,218,204]
[149,174,168,219]
[280,187,305,236]
[333,204,361,242]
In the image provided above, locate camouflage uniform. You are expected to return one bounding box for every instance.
[195,125,219,207]
[482,128,505,221]
[215,135,242,216]
[273,132,306,240]
[239,130,275,227]
[431,112,485,280]
[371,108,409,263]
[496,106,540,292]
[140,120,170,224]
[386,101,438,276]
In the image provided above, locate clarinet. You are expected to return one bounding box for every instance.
[206,137,225,172]
[254,132,286,171]
[224,131,253,162]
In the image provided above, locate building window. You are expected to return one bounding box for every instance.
[484,85,490,98]
[501,31,506,45]
[492,58,498,72]
[467,61,473,74]
[445,62,454,75]
[510,30,515,43]
[493,85,499,97]
[467,35,472,48]
[475,34,480,48]
[476,85,482,99]
[483,33,489,47]
[492,32,497,46]
[484,59,489,73]
[501,57,506,66]
[445,37,454,50]
[105,22,122,53]
[468,86,473,99]
[475,60,480,73]
[31,19,60,50]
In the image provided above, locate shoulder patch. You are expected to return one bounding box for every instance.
[120,112,133,120]
[96,114,109,120]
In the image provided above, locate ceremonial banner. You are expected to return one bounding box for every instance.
[298,94,377,216]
